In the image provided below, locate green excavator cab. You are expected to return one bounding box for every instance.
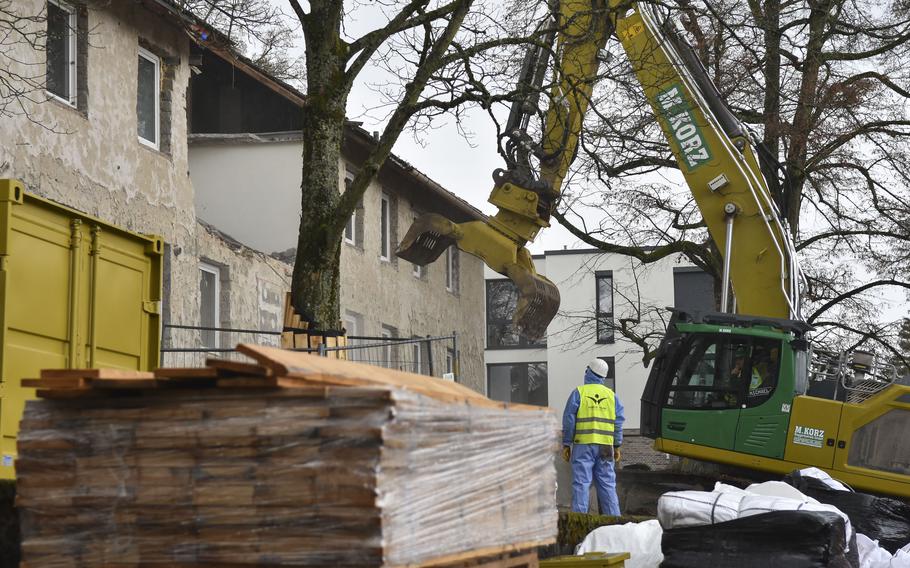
[641,309,910,498]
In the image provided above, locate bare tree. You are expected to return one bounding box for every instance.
[183,0,560,330]
[0,1,48,120]
[553,0,910,358]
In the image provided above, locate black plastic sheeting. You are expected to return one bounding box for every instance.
[784,470,910,554]
[661,510,853,568]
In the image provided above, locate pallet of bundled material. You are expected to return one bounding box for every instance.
[16,345,558,567]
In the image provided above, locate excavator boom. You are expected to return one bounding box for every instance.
[398,0,613,340]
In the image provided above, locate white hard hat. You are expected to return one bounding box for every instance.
[588,358,610,378]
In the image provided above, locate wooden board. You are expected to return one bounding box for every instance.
[40,368,154,379]
[205,359,271,377]
[153,367,219,379]
[238,344,551,410]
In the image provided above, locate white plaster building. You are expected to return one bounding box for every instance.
[484,248,714,484]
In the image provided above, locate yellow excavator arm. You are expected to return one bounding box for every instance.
[398,0,802,340]
[611,2,800,320]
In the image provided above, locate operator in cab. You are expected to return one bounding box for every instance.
[561,359,625,515]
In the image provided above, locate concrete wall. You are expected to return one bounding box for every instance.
[484,250,681,425]
[162,221,294,367]
[0,0,200,329]
[189,136,486,391]
[544,251,679,429]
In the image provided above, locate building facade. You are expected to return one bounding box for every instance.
[0,0,205,338]
[186,48,487,391]
[0,1,485,391]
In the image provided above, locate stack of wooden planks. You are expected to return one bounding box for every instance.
[280,292,347,357]
[16,345,558,567]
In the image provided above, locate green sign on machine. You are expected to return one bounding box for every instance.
[655,83,713,172]
[0,180,163,479]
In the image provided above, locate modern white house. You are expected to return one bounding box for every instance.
[484,247,715,474]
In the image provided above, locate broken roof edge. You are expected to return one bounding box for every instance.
[189,129,487,222]
[141,0,306,107]
[197,218,294,268]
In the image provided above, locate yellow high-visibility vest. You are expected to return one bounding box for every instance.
[574,384,616,445]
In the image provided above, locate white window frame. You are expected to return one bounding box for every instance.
[137,46,160,149]
[199,262,221,349]
[46,0,77,107]
[343,174,357,246]
[381,325,394,368]
[445,348,455,374]
[380,193,391,261]
[344,213,356,246]
[445,246,455,292]
[411,339,422,374]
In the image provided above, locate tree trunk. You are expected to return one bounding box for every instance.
[292,0,348,330]
[784,0,832,237]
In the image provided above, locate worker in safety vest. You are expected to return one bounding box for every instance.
[561,359,625,515]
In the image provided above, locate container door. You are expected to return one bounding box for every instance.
[1,200,87,473]
[0,187,162,478]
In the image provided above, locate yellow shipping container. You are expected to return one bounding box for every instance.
[0,179,162,478]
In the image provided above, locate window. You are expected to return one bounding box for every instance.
[486,279,546,348]
[344,213,356,245]
[137,46,160,148]
[664,335,781,410]
[411,338,423,374]
[487,362,548,406]
[381,325,397,369]
[445,246,458,292]
[596,271,614,343]
[380,193,391,260]
[342,311,362,361]
[46,0,77,105]
[446,348,455,374]
[343,174,358,246]
[597,356,617,391]
[199,263,221,348]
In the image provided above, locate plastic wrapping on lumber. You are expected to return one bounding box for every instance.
[16,384,559,567]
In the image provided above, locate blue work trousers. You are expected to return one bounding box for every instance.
[570,444,619,516]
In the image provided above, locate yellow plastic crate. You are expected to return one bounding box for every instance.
[540,552,631,567]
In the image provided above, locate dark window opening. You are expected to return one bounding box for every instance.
[487,362,548,406]
[596,272,614,343]
[597,356,617,391]
[486,279,546,348]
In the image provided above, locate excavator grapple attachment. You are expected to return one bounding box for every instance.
[504,264,560,341]
[397,213,558,340]
[396,213,458,266]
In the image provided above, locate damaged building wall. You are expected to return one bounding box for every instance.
[338,160,486,392]
[0,0,201,333]
[163,221,293,367]
[189,135,486,391]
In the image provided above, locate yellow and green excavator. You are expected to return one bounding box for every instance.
[397,0,910,498]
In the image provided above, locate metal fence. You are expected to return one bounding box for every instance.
[160,324,459,380]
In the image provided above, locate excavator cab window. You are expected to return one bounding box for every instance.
[665,334,782,410]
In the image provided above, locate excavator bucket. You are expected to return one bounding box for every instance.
[504,264,560,341]
[397,213,559,341]
[396,213,457,265]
